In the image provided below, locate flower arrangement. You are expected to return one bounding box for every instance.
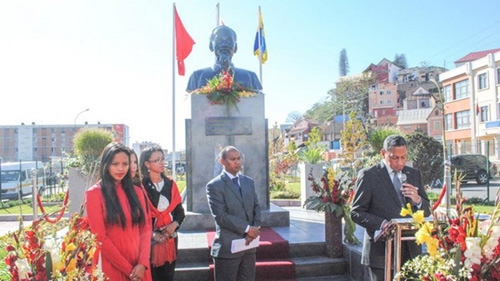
[193,70,257,108]
[304,167,360,244]
[396,179,500,280]
[3,210,104,280]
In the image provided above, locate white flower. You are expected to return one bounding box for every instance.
[482,225,500,261]
[15,258,30,279]
[464,237,482,268]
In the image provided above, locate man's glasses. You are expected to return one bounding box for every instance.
[149,158,165,164]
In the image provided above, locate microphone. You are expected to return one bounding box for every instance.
[399,173,407,184]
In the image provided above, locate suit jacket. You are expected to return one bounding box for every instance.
[206,172,261,259]
[350,161,431,269]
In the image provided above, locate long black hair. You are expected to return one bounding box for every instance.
[99,142,146,228]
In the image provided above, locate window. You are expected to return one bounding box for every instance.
[480,105,489,122]
[380,91,384,95]
[454,79,470,99]
[387,90,392,95]
[380,100,385,105]
[445,114,452,131]
[455,110,471,129]
[387,100,392,105]
[478,73,488,90]
[443,85,452,102]
[497,68,500,85]
[434,120,441,131]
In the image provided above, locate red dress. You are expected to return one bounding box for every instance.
[86,183,152,281]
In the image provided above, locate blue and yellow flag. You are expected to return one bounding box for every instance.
[253,9,267,64]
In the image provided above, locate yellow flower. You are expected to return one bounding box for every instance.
[400,203,413,217]
[65,243,77,252]
[412,210,425,224]
[426,237,439,257]
[415,222,434,245]
[66,258,77,272]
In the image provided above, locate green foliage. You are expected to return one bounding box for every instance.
[270,190,300,199]
[367,126,403,155]
[406,132,444,186]
[299,127,326,164]
[72,128,113,175]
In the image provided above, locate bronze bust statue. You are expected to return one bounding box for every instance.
[186,25,263,93]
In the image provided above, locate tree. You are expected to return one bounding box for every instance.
[393,53,408,69]
[406,132,443,186]
[339,112,368,174]
[304,97,336,123]
[338,48,350,77]
[285,111,303,124]
[72,128,114,175]
[367,126,403,156]
[334,73,374,118]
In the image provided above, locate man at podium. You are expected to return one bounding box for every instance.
[351,135,431,280]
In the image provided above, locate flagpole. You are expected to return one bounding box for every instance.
[216,3,220,27]
[258,6,263,86]
[171,3,177,180]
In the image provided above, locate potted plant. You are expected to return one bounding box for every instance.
[299,126,326,208]
[304,113,365,258]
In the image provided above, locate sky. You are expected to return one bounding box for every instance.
[1,0,500,152]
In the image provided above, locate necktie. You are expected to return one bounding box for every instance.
[232,177,242,195]
[392,172,404,205]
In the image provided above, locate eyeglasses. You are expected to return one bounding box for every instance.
[148,158,165,164]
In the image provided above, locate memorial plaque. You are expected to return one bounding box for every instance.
[205,117,252,136]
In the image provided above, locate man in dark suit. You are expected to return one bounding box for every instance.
[206,146,261,281]
[351,135,431,281]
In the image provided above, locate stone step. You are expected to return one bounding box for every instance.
[296,275,353,281]
[174,255,347,281]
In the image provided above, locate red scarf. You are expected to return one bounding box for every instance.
[147,181,182,267]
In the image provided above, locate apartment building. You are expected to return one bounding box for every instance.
[0,123,129,162]
[439,49,500,159]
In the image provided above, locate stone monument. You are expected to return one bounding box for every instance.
[182,25,288,230]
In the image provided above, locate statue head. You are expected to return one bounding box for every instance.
[209,26,238,70]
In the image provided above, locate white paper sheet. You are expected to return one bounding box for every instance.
[231,236,260,253]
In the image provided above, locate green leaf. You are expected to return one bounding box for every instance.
[45,250,53,280]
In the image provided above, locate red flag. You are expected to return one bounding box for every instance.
[174,6,195,76]
[476,101,480,115]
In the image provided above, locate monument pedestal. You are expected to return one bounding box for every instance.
[183,94,289,230]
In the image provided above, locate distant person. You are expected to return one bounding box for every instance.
[206,146,261,281]
[130,149,142,187]
[186,25,262,93]
[350,135,431,281]
[86,143,152,281]
[140,145,185,281]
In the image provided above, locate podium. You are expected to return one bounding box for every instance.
[374,218,423,281]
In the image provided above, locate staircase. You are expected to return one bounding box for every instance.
[175,239,353,281]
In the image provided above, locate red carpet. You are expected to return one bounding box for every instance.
[207,227,296,280]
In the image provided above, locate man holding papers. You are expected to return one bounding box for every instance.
[206,146,261,281]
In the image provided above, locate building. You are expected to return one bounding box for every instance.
[439,48,500,159]
[0,123,129,162]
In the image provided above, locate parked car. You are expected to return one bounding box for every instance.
[450,154,492,184]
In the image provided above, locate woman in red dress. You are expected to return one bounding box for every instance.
[86,143,152,281]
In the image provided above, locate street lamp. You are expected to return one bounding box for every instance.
[74,108,90,128]
[429,79,451,215]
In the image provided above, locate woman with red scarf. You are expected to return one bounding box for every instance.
[140,145,185,281]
